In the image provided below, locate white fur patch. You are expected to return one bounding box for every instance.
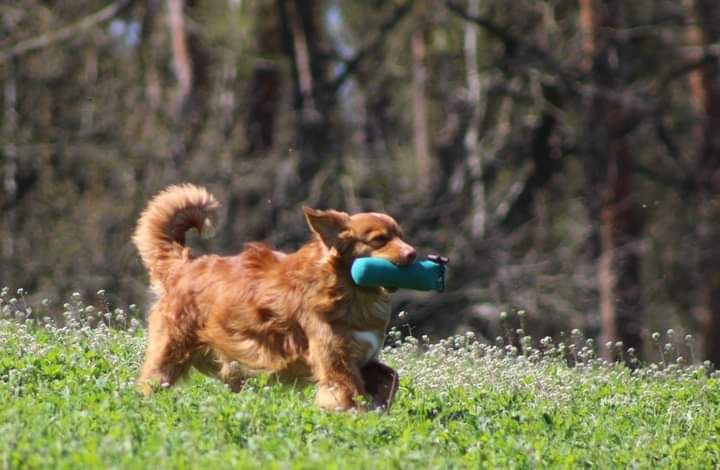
[353,330,381,362]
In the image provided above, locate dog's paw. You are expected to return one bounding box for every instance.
[136,380,155,396]
[315,383,365,412]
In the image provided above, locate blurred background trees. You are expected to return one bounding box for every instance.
[1,0,719,363]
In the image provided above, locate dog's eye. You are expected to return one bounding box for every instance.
[369,235,388,247]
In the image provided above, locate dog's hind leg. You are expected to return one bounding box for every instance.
[219,361,246,393]
[192,351,246,393]
[136,304,193,395]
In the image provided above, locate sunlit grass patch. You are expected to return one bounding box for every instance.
[2,289,720,468]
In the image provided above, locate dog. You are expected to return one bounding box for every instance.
[132,184,416,411]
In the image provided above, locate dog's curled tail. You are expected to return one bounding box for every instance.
[133,184,219,286]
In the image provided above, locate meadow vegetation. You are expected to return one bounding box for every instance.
[2,289,719,469]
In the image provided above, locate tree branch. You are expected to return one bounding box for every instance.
[657,50,720,94]
[329,0,415,92]
[444,0,568,74]
[0,0,134,64]
[444,0,518,52]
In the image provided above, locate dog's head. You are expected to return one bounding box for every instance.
[304,207,416,267]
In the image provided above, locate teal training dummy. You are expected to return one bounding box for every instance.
[351,255,448,292]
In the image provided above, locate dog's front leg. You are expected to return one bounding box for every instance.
[306,324,365,411]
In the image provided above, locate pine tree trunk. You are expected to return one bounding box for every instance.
[412,23,431,194]
[246,2,282,154]
[2,65,17,278]
[579,0,644,361]
[167,0,192,115]
[464,0,485,238]
[684,0,720,365]
[277,0,334,191]
[167,0,208,119]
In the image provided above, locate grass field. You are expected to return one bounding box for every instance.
[2,291,720,469]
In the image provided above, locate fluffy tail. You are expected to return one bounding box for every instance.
[133,184,219,287]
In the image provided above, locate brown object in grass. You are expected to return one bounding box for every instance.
[361,360,399,411]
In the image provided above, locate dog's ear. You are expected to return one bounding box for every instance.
[304,207,350,247]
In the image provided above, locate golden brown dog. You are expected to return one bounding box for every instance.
[132,184,416,410]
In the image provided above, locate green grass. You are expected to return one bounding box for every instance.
[2,293,720,469]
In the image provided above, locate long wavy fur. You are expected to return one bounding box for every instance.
[132,184,219,291]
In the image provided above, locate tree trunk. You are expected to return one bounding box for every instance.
[277,0,334,193]
[167,0,209,119]
[463,0,485,238]
[139,0,162,112]
[246,2,282,155]
[167,0,193,116]
[684,0,720,365]
[2,63,18,282]
[579,0,644,361]
[412,14,432,194]
[501,85,562,231]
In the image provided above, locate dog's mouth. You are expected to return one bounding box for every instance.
[366,254,416,268]
[392,251,417,267]
[367,246,417,268]
[391,259,414,268]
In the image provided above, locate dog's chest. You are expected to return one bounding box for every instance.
[342,295,391,364]
[352,330,383,362]
[343,293,391,323]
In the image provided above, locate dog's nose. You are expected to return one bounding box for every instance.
[405,249,417,264]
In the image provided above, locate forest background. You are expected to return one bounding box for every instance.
[1,0,719,365]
